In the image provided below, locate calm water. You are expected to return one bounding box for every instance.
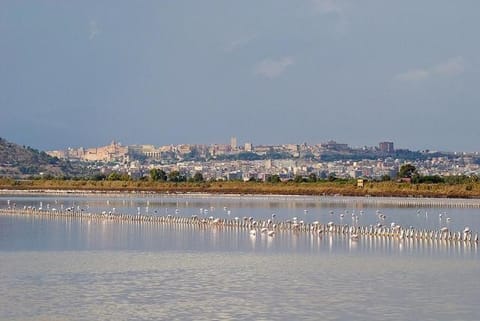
[0,193,479,321]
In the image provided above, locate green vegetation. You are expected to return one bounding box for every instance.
[191,172,204,183]
[266,174,281,183]
[167,170,186,182]
[107,172,131,181]
[149,168,167,181]
[398,164,418,178]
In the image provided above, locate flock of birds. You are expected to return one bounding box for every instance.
[1,198,479,246]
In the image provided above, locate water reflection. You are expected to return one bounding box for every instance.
[0,214,477,259]
[1,194,480,321]
[2,194,480,234]
[1,250,479,321]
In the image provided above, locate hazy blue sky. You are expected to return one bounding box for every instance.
[1,1,479,152]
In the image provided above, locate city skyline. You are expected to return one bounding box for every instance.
[44,136,480,155]
[43,137,480,183]
[4,134,480,154]
[2,1,480,152]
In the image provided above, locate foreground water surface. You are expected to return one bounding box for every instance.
[0,193,479,320]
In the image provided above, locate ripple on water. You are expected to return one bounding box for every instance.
[0,251,479,321]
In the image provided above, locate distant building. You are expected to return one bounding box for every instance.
[230,136,237,151]
[244,142,253,152]
[379,142,394,153]
[95,140,127,162]
[284,144,299,154]
[321,140,349,151]
[227,170,242,180]
[210,144,230,156]
[357,179,367,188]
[129,145,162,160]
[48,141,128,162]
[350,169,363,178]
[176,144,192,155]
[254,145,271,155]
[265,159,272,169]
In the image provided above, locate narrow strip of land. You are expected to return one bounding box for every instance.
[2,178,480,198]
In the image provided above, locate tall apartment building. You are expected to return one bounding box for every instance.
[230,136,237,150]
[379,142,394,153]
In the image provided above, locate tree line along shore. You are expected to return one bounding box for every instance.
[1,177,480,199]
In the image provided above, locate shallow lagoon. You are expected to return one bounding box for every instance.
[0,194,479,320]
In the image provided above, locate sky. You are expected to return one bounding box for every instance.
[1,1,480,152]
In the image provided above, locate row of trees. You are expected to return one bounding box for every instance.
[54,164,478,185]
[101,169,346,184]
[397,164,479,184]
[149,168,204,183]
[94,169,204,183]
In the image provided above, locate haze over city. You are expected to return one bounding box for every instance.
[2,1,480,152]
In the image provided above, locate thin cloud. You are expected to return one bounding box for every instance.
[310,0,349,34]
[254,57,295,79]
[432,56,465,76]
[395,56,465,82]
[89,20,100,40]
[224,34,257,53]
[395,69,430,82]
[311,0,344,15]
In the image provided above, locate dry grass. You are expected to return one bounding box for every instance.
[1,178,480,198]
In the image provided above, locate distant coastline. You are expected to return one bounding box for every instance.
[1,178,480,199]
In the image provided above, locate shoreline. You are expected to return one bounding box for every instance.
[2,188,480,208]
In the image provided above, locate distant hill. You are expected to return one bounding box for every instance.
[0,137,81,178]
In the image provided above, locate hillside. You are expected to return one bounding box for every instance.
[0,137,80,177]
